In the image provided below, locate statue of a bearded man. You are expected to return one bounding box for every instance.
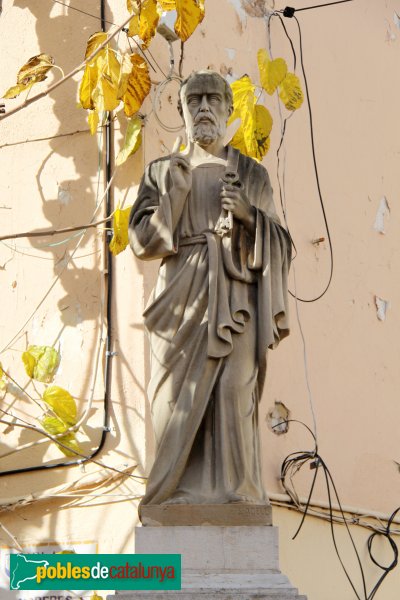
[129,70,291,523]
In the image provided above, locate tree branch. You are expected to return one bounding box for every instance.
[0,215,112,243]
[0,13,133,122]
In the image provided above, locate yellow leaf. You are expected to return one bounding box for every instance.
[253,105,272,159]
[257,49,287,95]
[230,124,247,156]
[88,110,99,135]
[279,72,304,111]
[231,105,272,160]
[80,32,120,111]
[90,595,103,600]
[229,76,256,123]
[79,64,98,109]
[42,386,77,426]
[84,32,108,62]
[92,74,119,112]
[117,53,134,98]
[229,76,257,156]
[122,54,151,117]
[3,81,36,99]
[97,48,121,88]
[2,54,55,99]
[109,206,133,256]
[126,0,138,13]
[41,415,81,457]
[158,0,176,8]
[0,362,3,379]
[22,346,60,383]
[128,0,160,48]
[91,46,121,112]
[175,0,205,42]
[116,116,142,166]
[17,53,55,85]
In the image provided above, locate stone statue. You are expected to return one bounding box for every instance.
[129,70,291,523]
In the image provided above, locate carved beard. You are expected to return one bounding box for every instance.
[191,121,222,145]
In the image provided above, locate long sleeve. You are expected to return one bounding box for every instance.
[129,159,183,260]
[251,168,291,352]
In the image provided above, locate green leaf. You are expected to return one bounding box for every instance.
[116,116,142,166]
[41,415,81,457]
[22,346,60,383]
[42,386,77,426]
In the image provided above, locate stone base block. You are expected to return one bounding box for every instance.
[141,504,272,526]
[113,591,306,599]
[107,526,307,600]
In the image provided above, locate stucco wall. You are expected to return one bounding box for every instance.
[0,0,400,598]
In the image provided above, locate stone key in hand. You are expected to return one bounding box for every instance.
[214,170,242,237]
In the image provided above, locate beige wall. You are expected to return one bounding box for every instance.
[1,0,400,598]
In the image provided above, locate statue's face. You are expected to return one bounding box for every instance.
[180,75,231,148]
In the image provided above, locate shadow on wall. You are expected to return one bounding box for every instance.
[2,1,113,479]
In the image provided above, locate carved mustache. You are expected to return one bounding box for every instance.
[194,111,217,125]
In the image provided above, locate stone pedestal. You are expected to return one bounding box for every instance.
[108,526,307,599]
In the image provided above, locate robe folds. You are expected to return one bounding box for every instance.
[129,147,291,508]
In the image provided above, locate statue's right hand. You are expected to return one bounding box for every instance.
[169,137,193,198]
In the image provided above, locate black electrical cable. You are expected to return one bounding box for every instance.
[0,1,113,479]
[52,0,116,26]
[281,0,354,17]
[290,15,334,302]
[367,507,399,600]
[273,13,297,71]
[295,0,354,12]
[271,12,334,302]
[278,420,399,600]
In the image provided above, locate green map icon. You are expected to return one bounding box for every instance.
[10,554,49,590]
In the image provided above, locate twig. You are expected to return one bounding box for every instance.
[0,13,133,122]
[0,129,90,149]
[0,215,112,243]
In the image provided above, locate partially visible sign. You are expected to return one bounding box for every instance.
[0,541,98,600]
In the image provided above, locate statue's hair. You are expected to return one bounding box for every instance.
[177,70,233,116]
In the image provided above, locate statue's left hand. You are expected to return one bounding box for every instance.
[221,184,256,234]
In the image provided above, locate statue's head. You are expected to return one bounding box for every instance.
[178,70,233,148]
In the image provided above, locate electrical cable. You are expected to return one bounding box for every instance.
[152,76,184,134]
[277,420,399,600]
[125,33,156,74]
[51,0,116,27]
[270,12,334,303]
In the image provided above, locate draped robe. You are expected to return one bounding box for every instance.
[129,147,291,508]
